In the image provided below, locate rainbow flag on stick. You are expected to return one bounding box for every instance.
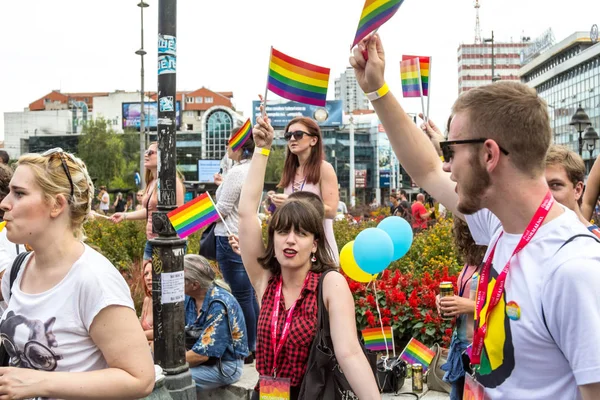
[400,58,422,98]
[229,119,252,151]
[399,338,436,372]
[351,0,405,49]
[167,193,226,239]
[402,55,430,96]
[266,47,330,107]
[362,326,395,353]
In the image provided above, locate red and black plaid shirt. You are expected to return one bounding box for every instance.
[256,271,320,387]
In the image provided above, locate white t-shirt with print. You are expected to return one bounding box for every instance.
[100,192,110,211]
[466,207,600,400]
[0,244,134,373]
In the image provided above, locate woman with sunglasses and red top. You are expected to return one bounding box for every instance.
[111,142,185,260]
[270,117,340,264]
[0,149,154,399]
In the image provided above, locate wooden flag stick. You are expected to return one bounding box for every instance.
[416,59,426,121]
[426,56,432,122]
[207,192,232,237]
[261,46,273,118]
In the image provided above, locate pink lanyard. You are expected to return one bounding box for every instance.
[271,275,308,376]
[470,191,554,367]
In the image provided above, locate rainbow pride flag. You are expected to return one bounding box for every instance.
[229,119,252,151]
[351,0,405,49]
[362,326,394,352]
[402,55,430,96]
[399,338,436,372]
[167,193,220,239]
[400,58,422,98]
[267,48,330,107]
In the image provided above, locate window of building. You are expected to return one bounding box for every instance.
[205,97,213,103]
[186,97,194,103]
[187,124,193,131]
[196,97,203,103]
[185,111,195,117]
[205,110,232,159]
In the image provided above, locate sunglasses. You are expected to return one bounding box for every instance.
[439,138,509,162]
[42,148,75,201]
[145,149,156,156]
[284,130,316,141]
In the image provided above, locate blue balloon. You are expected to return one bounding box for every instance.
[377,216,414,260]
[353,228,394,274]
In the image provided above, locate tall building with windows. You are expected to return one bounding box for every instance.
[457,40,529,94]
[520,31,600,166]
[334,67,369,112]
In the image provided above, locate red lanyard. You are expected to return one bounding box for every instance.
[271,275,308,376]
[471,191,554,367]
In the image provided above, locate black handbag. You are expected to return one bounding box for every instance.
[199,222,217,261]
[376,356,408,394]
[0,251,31,366]
[298,270,377,400]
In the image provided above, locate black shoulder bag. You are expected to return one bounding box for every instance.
[199,222,217,261]
[0,251,31,366]
[298,270,377,400]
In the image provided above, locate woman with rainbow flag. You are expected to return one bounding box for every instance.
[236,111,380,400]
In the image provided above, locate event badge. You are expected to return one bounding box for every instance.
[464,373,485,400]
[505,301,521,321]
[259,376,291,400]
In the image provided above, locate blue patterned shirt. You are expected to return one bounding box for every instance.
[184,284,249,362]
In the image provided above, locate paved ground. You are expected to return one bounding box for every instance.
[200,363,450,399]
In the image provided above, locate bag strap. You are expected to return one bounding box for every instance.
[8,251,31,299]
[317,269,336,337]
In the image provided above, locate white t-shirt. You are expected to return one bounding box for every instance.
[100,192,110,211]
[466,207,600,399]
[0,228,25,275]
[0,244,134,373]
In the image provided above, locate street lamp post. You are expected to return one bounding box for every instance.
[152,0,196,398]
[136,1,149,191]
[584,125,599,173]
[484,31,500,83]
[570,104,592,156]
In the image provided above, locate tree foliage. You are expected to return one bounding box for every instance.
[264,145,286,184]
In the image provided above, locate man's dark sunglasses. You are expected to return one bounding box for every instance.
[284,130,316,141]
[42,147,75,201]
[440,138,509,162]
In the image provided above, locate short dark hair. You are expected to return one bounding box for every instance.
[0,150,9,164]
[287,191,324,218]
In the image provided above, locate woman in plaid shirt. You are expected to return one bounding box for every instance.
[235,111,380,400]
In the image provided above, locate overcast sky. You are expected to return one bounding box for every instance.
[1,0,598,141]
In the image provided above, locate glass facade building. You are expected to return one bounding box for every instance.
[521,32,600,165]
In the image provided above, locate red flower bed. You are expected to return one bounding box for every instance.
[348,268,458,347]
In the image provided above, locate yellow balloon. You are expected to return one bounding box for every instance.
[340,241,376,283]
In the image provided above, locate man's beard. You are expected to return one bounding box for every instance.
[457,157,491,215]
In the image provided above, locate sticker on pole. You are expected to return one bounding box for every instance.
[158,55,176,75]
[158,34,176,55]
[161,271,185,304]
[159,96,174,112]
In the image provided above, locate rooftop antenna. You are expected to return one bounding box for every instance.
[474,0,482,44]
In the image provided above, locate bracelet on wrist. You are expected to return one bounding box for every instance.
[366,83,389,102]
[255,147,271,157]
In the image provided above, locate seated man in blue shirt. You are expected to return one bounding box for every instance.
[183,254,249,391]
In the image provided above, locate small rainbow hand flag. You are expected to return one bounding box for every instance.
[267,48,330,107]
[229,119,252,152]
[402,55,430,96]
[362,326,394,352]
[400,58,422,98]
[399,337,436,372]
[167,193,220,239]
[351,0,405,49]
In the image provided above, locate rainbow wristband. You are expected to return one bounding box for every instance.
[366,83,389,102]
[255,147,271,157]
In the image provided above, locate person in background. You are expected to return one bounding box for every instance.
[262,190,276,215]
[113,192,126,213]
[389,194,400,216]
[411,193,431,232]
[0,148,154,398]
[184,254,248,391]
[269,116,340,264]
[0,150,9,165]
[135,190,144,211]
[213,125,258,364]
[111,142,185,260]
[237,112,380,400]
[98,185,110,215]
[337,199,348,215]
[125,193,134,212]
[140,259,153,347]
[437,218,487,400]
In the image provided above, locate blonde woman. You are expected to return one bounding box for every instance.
[0,148,154,399]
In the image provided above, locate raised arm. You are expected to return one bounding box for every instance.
[324,271,380,400]
[582,155,600,221]
[238,114,275,302]
[319,161,339,219]
[349,34,462,220]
